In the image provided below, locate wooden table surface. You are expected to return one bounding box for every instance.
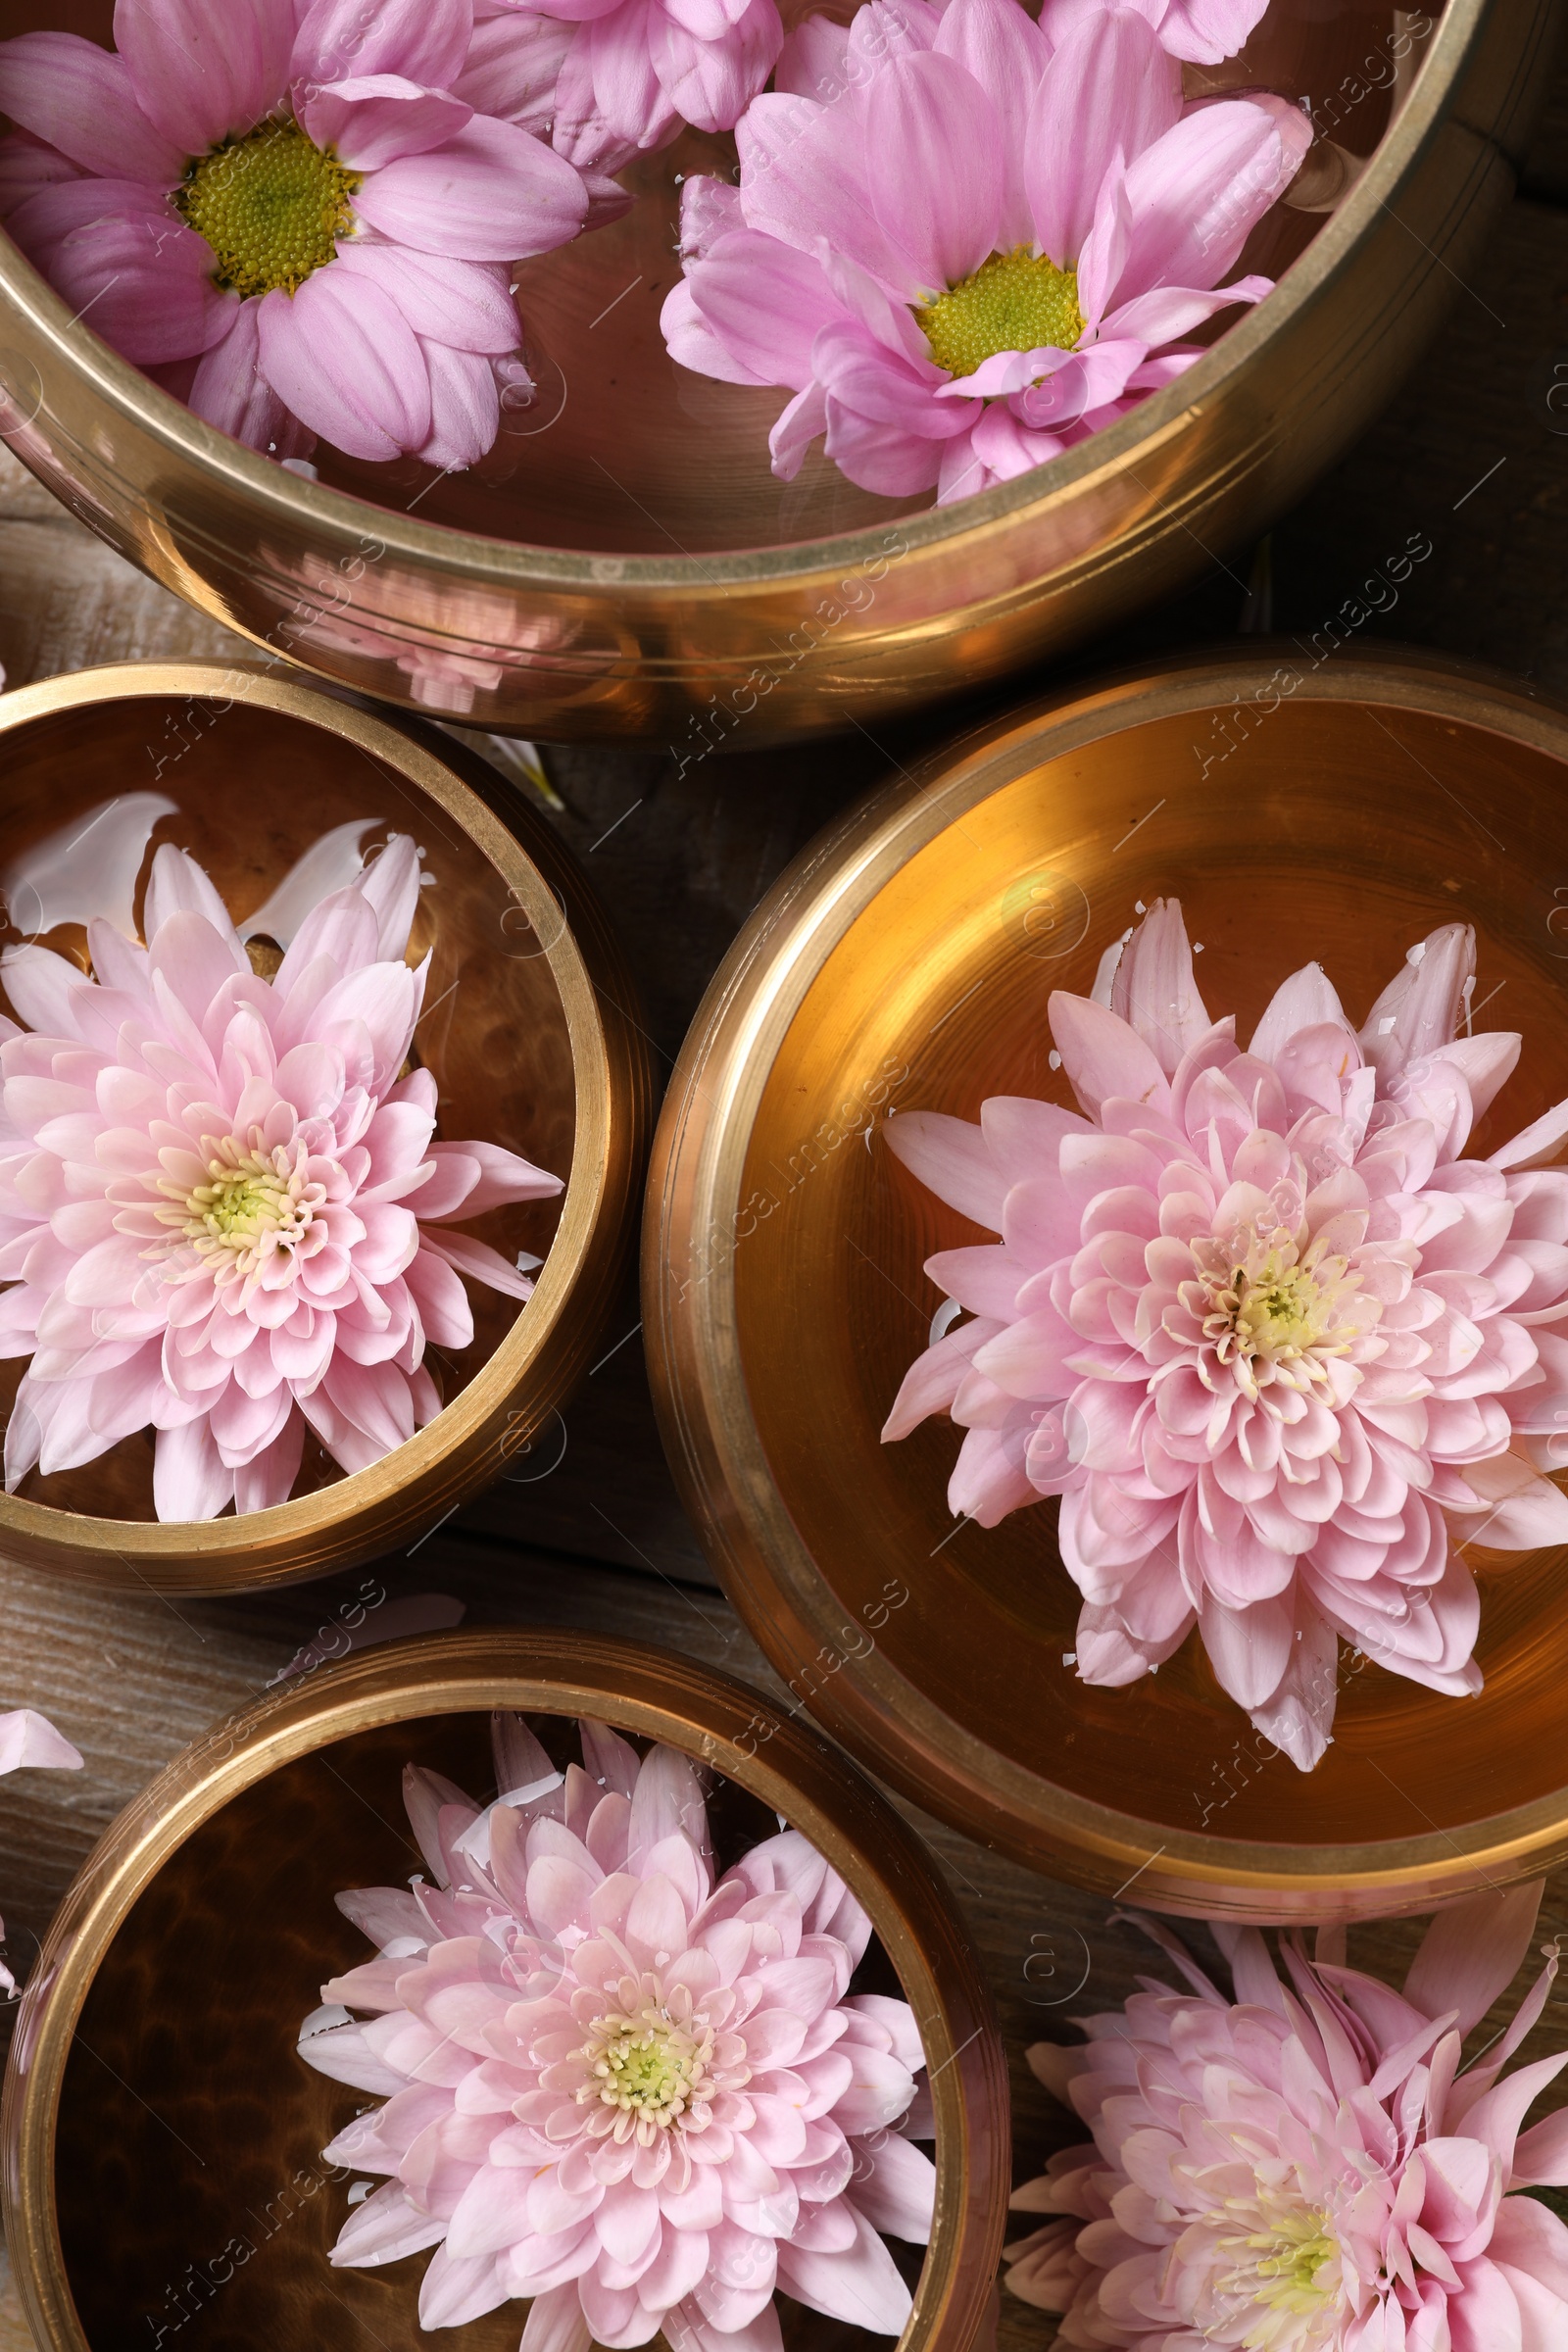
[2,64,1568,2348]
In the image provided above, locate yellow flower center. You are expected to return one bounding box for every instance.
[175,118,359,299]
[1216,2198,1340,2348]
[576,2000,716,2140]
[1183,1208,1367,1402]
[915,246,1085,379]
[1226,1252,1335,1361]
[154,1133,324,1285]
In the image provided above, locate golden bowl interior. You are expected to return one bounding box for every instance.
[652,654,1568,1916]
[3,0,1401,557]
[3,1634,1006,2352]
[0,685,568,1518]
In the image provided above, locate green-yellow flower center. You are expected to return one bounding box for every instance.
[201,1166,291,1241]
[915,246,1085,379]
[1185,1206,1369,1403]
[1217,2199,1340,2347]
[150,1132,326,1286]
[577,2001,715,2136]
[1233,1255,1334,1359]
[175,118,359,299]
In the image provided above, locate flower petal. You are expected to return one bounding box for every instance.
[774,2204,912,2332]
[681,228,841,391]
[256,269,433,461]
[1024,7,1179,268]
[7,182,237,367]
[932,0,1050,249]
[416,336,502,469]
[353,117,587,262]
[0,1709,82,1772]
[0,30,182,184]
[1109,96,1310,303]
[291,0,475,93]
[650,0,782,134]
[864,51,1001,295]
[188,301,313,458]
[152,1413,233,1521]
[331,239,520,353]
[300,76,473,172]
[115,0,292,154]
[735,89,918,299]
[1404,1882,1544,2036]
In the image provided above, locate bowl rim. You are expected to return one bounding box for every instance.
[0,1626,1008,2352]
[0,658,645,1582]
[0,0,1494,591]
[644,642,1568,1923]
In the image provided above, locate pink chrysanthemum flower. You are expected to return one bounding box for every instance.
[1005,1887,1568,2349]
[0,0,591,467]
[882,899,1568,1769]
[0,834,561,1521]
[662,0,1309,504]
[472,0,783,176]
[301,1713,935,2352]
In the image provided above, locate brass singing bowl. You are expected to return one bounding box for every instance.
[0,0,1556,743]
[645,647,1568,1923]
[0,1629,1006,2352]
[0,661,651,1593]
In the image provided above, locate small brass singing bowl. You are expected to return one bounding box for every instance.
[646,647,1568,1924]
[0,0,1553,741]
[0,661,651,1593]
[0,1630,1007,2352]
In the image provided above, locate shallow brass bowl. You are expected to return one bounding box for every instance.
[0,0,1557,741]
[0,661,651,1592]
[0,1629,1006,2352]
[646,647,1568,1923]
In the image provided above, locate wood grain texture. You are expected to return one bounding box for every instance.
[2,117,1568,2348]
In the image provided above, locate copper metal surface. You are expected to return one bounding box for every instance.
[646,647,1568,1922]
[0,0,1558,739]
[0,662,651,1592]
[0,1631,1007,2352]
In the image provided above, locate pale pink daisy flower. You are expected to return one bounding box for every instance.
[0,0,591,467]
[301,1712,935,2351]
[0,1706,82,1996]
[0,834,562,1521]
[882,898,1568,1769]
[1006,1886,1568,2350]
[662,0,1309,504]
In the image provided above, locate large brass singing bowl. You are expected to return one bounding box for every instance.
[0,1630,1007,2352]
[646,648,1568,1923]
[0,0,1557,742]
[0,661,651,1593]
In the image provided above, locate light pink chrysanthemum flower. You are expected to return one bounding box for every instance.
[662,0,1309,505]
[0,835,561,1522]
[0,1706,81,1996]
[1005,1886,1568,2349]
[0,0,591,468]
[882,898,1568,1769]
[301,1713,934,2352]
